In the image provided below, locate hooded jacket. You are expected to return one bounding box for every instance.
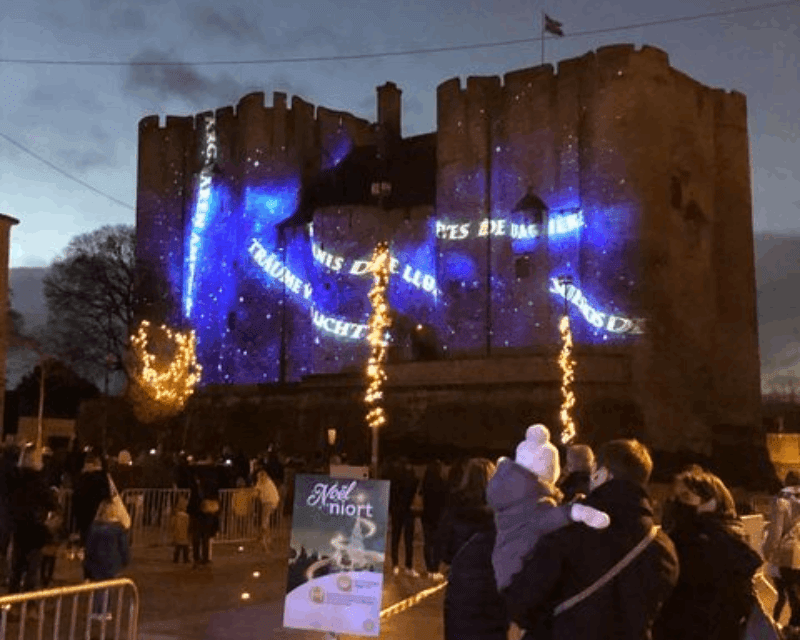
[439,499,508,640]
[84,520,130,580]
[505,479,679,640]
[486,457,572,590]
[654,511,760,640]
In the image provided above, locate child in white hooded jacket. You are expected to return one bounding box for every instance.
[487,424,610,591]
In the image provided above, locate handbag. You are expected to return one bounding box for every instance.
[554,526,659,616]
[201,499,220,515]
[107,473,132,530]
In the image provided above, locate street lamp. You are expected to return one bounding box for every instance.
[558,274,573,320]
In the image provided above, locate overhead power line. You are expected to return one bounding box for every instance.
[0,1,795,67]
[0,132,135,211]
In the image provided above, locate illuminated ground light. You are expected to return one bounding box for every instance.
[365,242,391,430]
[130,320,202,409]
[558,315,577,444]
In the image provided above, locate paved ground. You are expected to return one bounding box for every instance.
[23,508,793,639]
[43,522,444,640]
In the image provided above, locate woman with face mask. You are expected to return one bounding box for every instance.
[654,467,762,640]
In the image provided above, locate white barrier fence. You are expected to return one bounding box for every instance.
[0,578,139,640]
[120,488,285,548]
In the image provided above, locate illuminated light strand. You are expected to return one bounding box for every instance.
[365,242,391,430]
[380,581,448,620]
[129,320,202,410]
[558,315,577,445]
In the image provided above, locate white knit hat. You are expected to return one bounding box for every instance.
[515,424,560,484]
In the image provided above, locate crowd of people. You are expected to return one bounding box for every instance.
[5,426,800,638]
[384,425,795,640]
[0,440,289,606]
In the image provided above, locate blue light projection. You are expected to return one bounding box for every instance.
[177,131,640,384]
[183,115,218,318]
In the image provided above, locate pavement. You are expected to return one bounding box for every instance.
[45,522,445,640]
[26,511,793,639]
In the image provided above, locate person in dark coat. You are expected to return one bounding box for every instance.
[558,444,595,503]
[84,499,130,617]
[73,454,110,547]
[187,464,220,567]
[0,446,18,568]
[505,439,679,640]
[8,449,56,593]
[654,467,762,640]
[439,457,508,640]
[421,460,448,580]
[387,458,420,576]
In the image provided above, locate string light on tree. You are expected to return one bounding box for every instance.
[128,320,202,422]
[365,242,391,433]
[558,315,577,444]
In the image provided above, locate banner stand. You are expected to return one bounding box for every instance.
[283,473,391,638]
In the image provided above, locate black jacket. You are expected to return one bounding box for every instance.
[559,471,591,503]
[9,468,55,550]
[653,512,761,640]
[388,464,418,516]
[440,502,508,640]
[421,465,448,526]
[73,469,111,541]
[505,479,679,640]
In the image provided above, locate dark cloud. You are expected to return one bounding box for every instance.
[42,0,149,33]
[124,49,244,108]
[90,124,110,143]
[25,83,105,113]
[56,147,116,173]
[185,5,263,42]
[124,49,310,110]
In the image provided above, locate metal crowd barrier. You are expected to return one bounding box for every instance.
[0,578,139,640]
[122,488,190,548]
[215,488,285,545]
[120,488,284,548]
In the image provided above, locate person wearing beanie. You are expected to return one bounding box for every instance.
[487,424,610,592]
[559,444,596,502]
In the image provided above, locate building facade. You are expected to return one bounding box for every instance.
[135,44,760,455]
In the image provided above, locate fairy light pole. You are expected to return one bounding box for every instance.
[558,275,576,445]
[365,242,391,479]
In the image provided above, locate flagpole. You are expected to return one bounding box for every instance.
[541,11,545,65]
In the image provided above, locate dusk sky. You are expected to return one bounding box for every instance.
[1,0,798,268]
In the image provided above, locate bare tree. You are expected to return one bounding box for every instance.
[42,225,135,389]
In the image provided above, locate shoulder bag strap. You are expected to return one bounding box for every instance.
[553,526,659,616]
[452,532,480,566]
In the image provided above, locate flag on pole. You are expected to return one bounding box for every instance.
[544,14,565,37]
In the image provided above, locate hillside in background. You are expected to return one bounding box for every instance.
[756,233,800,389]
[5,234,800,389]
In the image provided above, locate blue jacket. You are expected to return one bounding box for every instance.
[486,458,572,590]
[84,521,130,580]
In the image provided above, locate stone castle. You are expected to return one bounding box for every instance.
[134,44,761,469]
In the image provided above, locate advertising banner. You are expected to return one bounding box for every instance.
[283,474,390,637]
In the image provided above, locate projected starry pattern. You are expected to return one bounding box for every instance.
[169,124,644,386]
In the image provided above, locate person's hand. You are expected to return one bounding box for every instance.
[570,503,611,529]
